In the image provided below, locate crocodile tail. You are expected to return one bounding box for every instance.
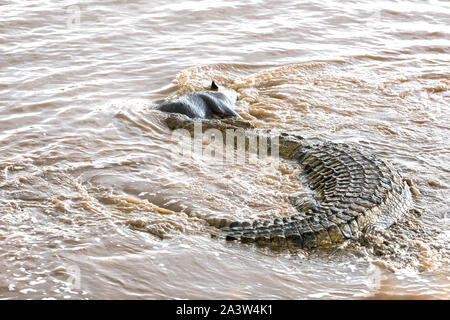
[222,215,335,249]
[222,142,412,249]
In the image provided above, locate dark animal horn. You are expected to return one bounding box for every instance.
[211,80,219,90]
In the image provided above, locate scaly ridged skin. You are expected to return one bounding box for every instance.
[164,113,413,249]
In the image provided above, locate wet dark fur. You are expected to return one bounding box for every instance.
[156,82,240,119]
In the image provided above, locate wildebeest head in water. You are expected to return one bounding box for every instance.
[156,81,241,119]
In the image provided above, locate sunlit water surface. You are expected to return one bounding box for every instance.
[0,0,449,299]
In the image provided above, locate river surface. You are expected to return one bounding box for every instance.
[0,0,449,299]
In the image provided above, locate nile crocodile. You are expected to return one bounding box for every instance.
[163,113,413,250]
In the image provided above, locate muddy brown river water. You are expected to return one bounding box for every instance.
[0,0,449,299]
